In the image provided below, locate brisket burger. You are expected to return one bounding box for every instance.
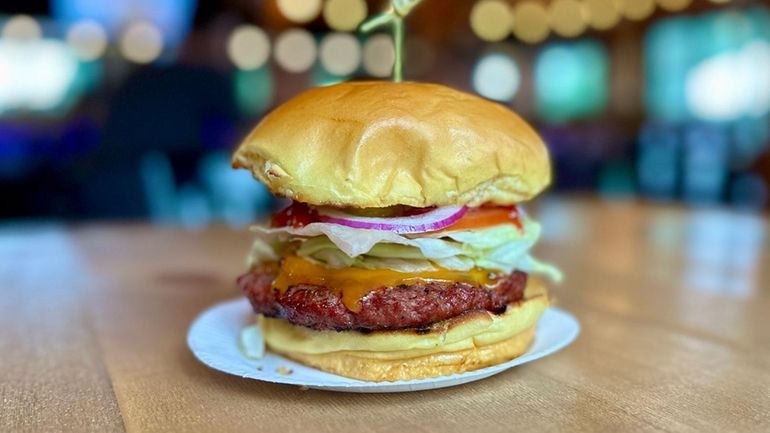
[232,81,560,381]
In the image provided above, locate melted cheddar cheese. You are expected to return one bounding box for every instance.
[273,255,500,311]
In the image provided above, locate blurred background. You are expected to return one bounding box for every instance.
[1,0,769,227]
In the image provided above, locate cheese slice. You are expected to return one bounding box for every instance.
[273,255,502,311]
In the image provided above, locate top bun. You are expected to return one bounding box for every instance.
[233,81,550,208]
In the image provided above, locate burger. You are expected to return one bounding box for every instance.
[232,81,560,382]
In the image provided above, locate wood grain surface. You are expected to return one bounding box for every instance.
[2,198,769,432]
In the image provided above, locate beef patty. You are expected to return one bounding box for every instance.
[238,267,527,331]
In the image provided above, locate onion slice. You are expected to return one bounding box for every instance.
[316,205,468,234]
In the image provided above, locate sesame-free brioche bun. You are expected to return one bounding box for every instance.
[261,277,549,381]
[233,81,551,208]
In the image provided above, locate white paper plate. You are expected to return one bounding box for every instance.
[188,299,579,393]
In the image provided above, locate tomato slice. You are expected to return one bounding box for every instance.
[271,202,319,228]
[441,205,522,232]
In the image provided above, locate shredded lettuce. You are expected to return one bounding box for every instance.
[249,217,562,282]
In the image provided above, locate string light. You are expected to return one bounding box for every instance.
[549,0,587,38]
[276,0,322,24]
[511,1,550,44]
[66,20,108,61]
[227,25,270,70]
[319,32,361,76]
[657,0,692,12]
[119,21,164,64]
[323,0,368,32]
[472,52,521,101]
[274,28,317,73]
[363,34,395,77]
[618,0,656,22]
[2,15,42,40]
[467,0,696,42]
[583,0,620,31]
[470,0,513,42]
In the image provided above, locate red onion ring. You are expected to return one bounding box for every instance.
[317,205,468,234]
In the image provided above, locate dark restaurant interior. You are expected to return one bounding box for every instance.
[2,0,769,225]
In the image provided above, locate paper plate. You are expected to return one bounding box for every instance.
[188,298,579,393]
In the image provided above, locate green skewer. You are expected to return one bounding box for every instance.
[392,17,404,82]
[359,12,393,33]
[359,0,423,83]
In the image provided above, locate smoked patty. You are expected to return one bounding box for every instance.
[239,268,527,331]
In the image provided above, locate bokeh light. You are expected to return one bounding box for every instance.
[319,32,361,76]
[66,20,108,61]
[512,1,550,44]
[535,40,609,122]
[583,0,620,31]
[0,39,80,113]
[743,40,770,116]
[363,34,395,78]
[682,125,728,204]
[235,67,274,116]
[323,0,368,32]
[657,0,692,12]
[119,21,164,64]
[618,0,656,22]
[276,0,322,24]
[227,25,270,70]
[274,28,317,73]
[470,0,513,42]
[51,0,196,46]
[644,15,691,121]
[685,40,770,121]
[685,53,744,121]
[549,0,587,38]
[1,15,42,40]
[472,52,521,102]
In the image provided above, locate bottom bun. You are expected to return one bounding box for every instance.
[263,277,549,381]
[281,326,535,382]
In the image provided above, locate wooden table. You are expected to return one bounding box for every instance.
[2,198,769,432]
